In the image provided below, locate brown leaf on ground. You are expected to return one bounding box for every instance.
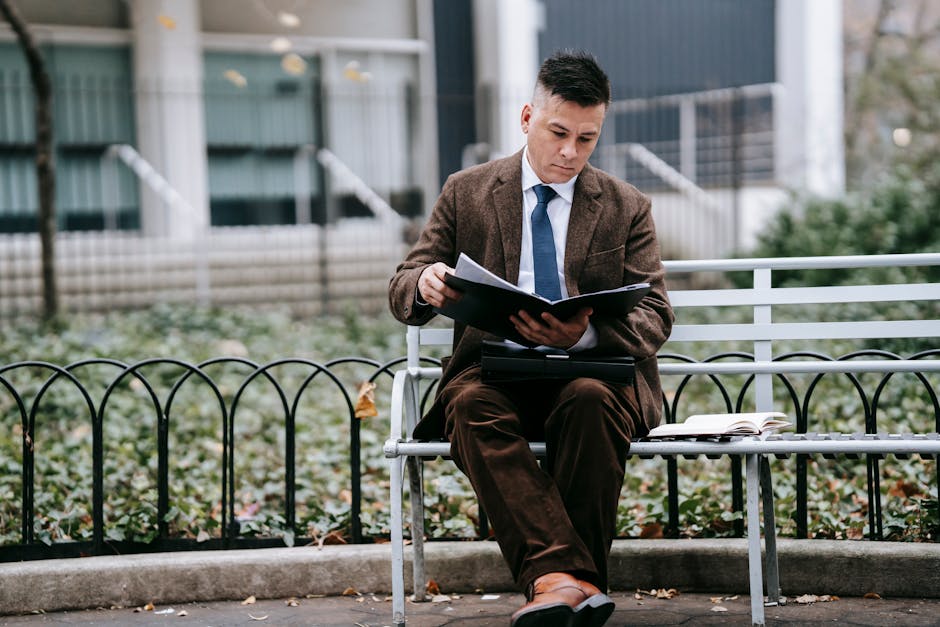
[177,609,189,617]
[656,588,679,599]
[342,587,360,596]
[426,579,441,595]
[285,598,300,607]
[355,381,378,419]
[864,592,882,599]
[639,523,663,539]
[317,530,348,548]
[888,480,922,499]
[241,595,257,606]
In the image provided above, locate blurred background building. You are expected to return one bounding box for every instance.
[0,0,845,317]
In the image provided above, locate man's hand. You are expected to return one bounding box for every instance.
[510,307,593,350]
[417,263,462,308]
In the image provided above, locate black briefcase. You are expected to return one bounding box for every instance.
[481,340,635,384]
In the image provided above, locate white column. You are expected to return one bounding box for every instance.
[472,0,542,159]
[130,0,209,238]
[776,0,845,196]
[415,0,440,211]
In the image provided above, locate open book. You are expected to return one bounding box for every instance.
[646,412,791,439]
[434,253,651,346]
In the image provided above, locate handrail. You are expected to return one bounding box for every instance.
[313,146,403,227]
[102,144,210,305]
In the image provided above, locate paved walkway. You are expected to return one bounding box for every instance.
[2,539,940,626]
[3,591,940,626]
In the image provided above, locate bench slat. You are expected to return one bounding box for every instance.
[669,319,940,342]
[669,283,940,307]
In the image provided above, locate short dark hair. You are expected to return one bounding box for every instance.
[535,50,611,107]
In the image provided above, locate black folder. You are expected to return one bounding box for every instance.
[436,274,651,348]
[481,340,635,384]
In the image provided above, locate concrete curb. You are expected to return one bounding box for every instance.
[1,539,939,615]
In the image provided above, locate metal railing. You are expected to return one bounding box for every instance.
[1,348,936,562]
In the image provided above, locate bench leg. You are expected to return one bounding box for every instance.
[389,456,407,626]
[745,453,766,626]
[759,456,782,605]
[407,455,428,602]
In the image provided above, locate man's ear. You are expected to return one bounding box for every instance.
[520,103,532,133]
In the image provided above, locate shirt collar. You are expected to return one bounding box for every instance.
[521,146,577,204]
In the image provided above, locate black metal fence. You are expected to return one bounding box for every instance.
[1,349,937,562]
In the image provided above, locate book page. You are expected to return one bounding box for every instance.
[454,253,546,300]
[647,411,790,438]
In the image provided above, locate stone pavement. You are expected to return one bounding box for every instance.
[2,539,940,626]
[3,591,940,626]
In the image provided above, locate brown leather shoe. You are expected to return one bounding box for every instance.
[510,572,615,627]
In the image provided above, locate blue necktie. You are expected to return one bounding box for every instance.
[531,184,561,301]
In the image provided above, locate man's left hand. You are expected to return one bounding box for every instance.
[510,307,592,350]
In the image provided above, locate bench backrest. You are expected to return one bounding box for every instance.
[406,252,940,414]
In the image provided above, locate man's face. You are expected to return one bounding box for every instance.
[521,93,606,184]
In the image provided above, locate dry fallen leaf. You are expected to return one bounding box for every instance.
[426,579,441,596]
[223,69,247,88]
[355,381,378,419]
[281,53,307,76]
[795,594,818,604]
[178,609,189,617]
[144,602,155,611]
[317,530,347,548]
[656,588,679,599]
[864,592,882,600]
[431,595,452,603]
[248,614,268,621]
[241,595,257,606]
[269,37,292,53]
[277,11,300,27]
[342,587,360,597]
[639,523,664,539]
[286,598,300,607]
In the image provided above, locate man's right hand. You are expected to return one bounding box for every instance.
[417,262,461,308]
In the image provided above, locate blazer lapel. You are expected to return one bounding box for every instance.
[492,151,525,283]
[564,163,603,296]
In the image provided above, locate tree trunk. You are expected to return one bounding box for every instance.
[0,0,58,319]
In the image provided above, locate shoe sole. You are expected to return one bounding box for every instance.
[510,602,575,627]
[573,593,615,627]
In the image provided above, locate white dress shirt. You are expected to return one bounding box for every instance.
[520,147,598,351]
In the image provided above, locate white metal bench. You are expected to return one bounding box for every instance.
[385,252,940,626]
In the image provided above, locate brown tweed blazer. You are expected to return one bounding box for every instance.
[388,150,674,440]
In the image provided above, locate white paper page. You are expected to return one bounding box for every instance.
[454,253,548,301]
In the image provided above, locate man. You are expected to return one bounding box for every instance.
[388,51,673,627]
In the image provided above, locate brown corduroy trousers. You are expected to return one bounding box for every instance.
[440,366,642,593]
